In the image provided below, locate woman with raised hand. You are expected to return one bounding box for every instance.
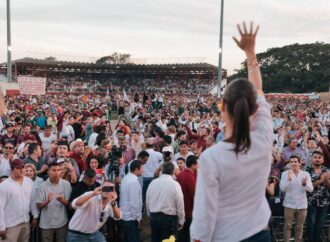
[190,22,273,242]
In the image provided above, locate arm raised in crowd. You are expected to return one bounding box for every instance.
[72,187,102,208]
[233,22,262,91]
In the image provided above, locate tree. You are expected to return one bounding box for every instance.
[228,42,330,93]
[44,56,57,61]
[96,52,131,65]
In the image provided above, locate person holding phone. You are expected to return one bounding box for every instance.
[67,181,121,242]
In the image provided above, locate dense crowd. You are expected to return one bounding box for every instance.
[0,89,329,242]
[2,18,330,242]
[46,75,214,95]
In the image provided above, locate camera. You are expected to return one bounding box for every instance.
[102,186,114,193]
[107,146,124,182]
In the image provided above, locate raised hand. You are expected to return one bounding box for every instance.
[93,186,102,196]
[288,170,293,182]
[233,21,259,56]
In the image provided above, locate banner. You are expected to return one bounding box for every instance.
[18,76,46,95]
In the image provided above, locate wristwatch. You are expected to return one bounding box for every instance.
[111,201,118,207]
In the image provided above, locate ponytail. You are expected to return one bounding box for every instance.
[232,97,251,154]
[223,78,257,154]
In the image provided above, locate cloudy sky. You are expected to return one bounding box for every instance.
[0,0,329,74]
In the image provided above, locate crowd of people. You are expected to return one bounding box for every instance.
[0,23,329,242]
[46,75,213,95]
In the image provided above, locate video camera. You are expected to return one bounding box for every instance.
[107,146,125,180]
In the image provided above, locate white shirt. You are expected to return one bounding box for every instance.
[190,96,274,242]
[0,176,34,230]
[30,176,44,219]
[0,155,12,177]
[146,174,185,225]
[142,149,163,178]
[279,170,313,209]
[88,132,98,149]
[39,133,57,152]
[119,173,142,221]
[172,151,194,163]
[70,191,122,233]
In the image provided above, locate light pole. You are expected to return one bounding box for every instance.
[7,0,12,83]
[217,0,224,100]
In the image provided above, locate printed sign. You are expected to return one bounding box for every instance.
[18,76,46,95]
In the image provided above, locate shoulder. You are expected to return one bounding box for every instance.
[24,176,34,185]
[60,179,72,188]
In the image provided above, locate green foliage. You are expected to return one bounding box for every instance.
[44,56,57,61]
[229,42,330,93]
[96,52,131,65]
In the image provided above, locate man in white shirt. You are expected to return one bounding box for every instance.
[280,155,313,242]
[39,125,57,153]
[0,141,17,177]
[120,160,143,242]
[142,141,163,206]
[67,181,121,242]
[172,141,193,163]
[146,162,185,242]
[0,158,34,242]
[36,162,72,242]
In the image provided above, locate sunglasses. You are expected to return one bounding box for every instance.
[5,147,14,150]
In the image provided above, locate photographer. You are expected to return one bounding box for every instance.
[67,182,121,242]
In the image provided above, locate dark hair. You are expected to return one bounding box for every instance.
[28,143,39,155]
[84,168,96,179]
[162,162,175,175]
[4,141,15,147]
[175,130,186,140]
[87,156,101,169]
[289,155,301,163]
[176,157,185,163]
[186,155,198,168]
[48,162,60,169]
[130,160,142,172]
[312,150,324,157]
[137,150,149,159]
[223,79,257,154]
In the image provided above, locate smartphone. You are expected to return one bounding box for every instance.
[308,127,312,133]
[96,169,103,174]
[102,186,114,193]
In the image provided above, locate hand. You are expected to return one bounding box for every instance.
[7,153,14,162]
[320,172,330,183]
[48,192,54,202]
[56,193,64,202]
[302,176,307,186]
[0,230,6,240]
[288,170,293,181]
[177,224,183,231]
[93,186,102,196]
[64,161,74,171]
[109,191,118,202]
[233,21,259,56]
[31,219,38,230]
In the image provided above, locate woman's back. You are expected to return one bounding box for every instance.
[191,96,273,241]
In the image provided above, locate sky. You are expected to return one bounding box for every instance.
[0,0,329,74]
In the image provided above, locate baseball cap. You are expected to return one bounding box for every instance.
[11,159,25,169]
